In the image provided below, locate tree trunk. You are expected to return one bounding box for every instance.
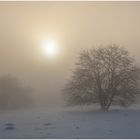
[100,104,109,111]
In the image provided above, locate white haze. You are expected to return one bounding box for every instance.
[0,1,140,108]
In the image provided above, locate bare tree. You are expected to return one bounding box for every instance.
[0,75,32,109]
[63,44,140,111]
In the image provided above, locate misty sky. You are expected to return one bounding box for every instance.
[0,1,140,107]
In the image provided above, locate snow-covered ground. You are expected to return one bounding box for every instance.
[0,105,140,139]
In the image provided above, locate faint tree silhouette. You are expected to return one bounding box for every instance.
[0,75,32,109]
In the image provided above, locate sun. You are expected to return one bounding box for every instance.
[41,39,58,57]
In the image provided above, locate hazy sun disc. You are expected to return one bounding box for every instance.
[42,40,58,57]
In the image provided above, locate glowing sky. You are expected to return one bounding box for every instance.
[0,1,140,106]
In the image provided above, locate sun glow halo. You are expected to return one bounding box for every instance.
[42,39,58,57]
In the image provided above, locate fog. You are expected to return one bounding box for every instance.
[0,1,140,108]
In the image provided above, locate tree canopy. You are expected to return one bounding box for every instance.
[63,44,140,111]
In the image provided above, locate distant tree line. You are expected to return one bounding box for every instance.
[0,75,32,109]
